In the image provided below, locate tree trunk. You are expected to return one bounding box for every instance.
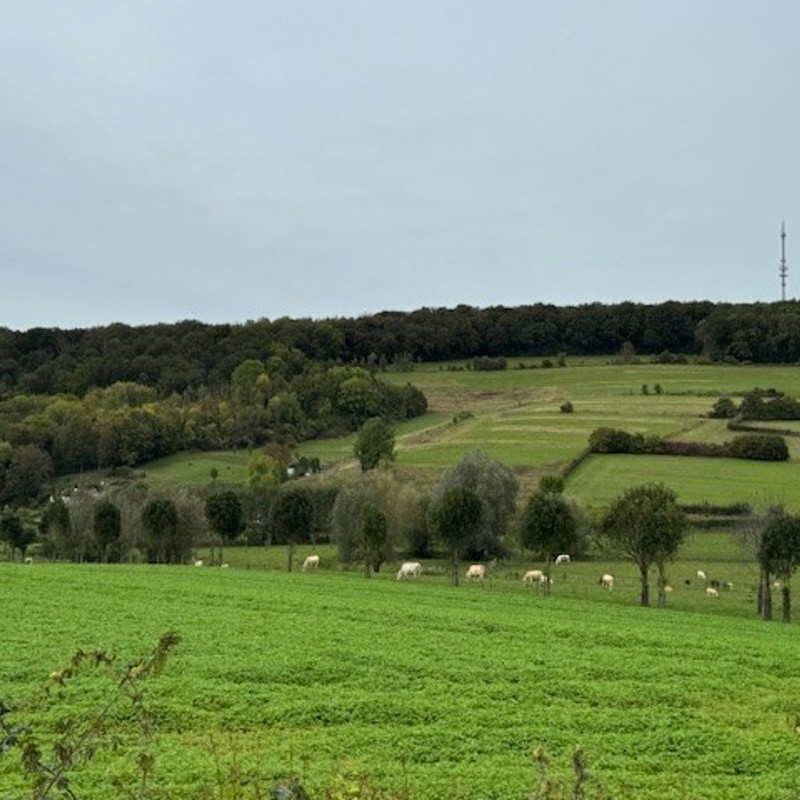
[761,571,773,621]
[287,541,295,572]
[782,584,791,623]
[639,562,650,607]
[452,551,459,587]
[656,562,667,608]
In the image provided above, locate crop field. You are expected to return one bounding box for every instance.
[2,559,800,800]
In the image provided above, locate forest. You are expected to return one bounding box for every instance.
[3,300,800,398]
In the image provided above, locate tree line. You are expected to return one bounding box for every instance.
[4,300,800,397]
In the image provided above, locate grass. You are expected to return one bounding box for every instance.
[2,556,799,800]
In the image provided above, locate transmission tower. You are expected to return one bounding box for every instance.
[780,222,788,301]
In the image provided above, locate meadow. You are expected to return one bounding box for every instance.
[140,359,800,511]
[2,553,800,800]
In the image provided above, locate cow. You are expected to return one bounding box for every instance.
[696,570,707,581]
[554,554,571,565]
[523,569,544,583]
[706,587,719,598]
[396,561,422,580]
[465,564,486,580]
[302,555,320,572]
[600,573,615,591]
[194,559,204,567]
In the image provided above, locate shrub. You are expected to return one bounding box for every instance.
[709,397,738,418]
[727,434,790,461]
[560,401,574,414]
[471,356,507,371]
[588,428,646,454]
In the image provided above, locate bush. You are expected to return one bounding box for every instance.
[727,434,790,461]
[560,401,574,414]
[709,397,738,418]
[471,356,507,371]
[588,428,646,454]
[651,350,688,364]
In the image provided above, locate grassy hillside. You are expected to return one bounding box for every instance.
[134,360,800,510]
[2,561,798,800]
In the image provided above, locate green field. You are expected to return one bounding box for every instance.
[2,559,799,800]
[133,361,800,512]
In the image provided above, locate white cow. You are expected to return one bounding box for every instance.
[396,561,422,580]
[302,554,320,572]
[696,570,707,581]
[194,559,204,567]
[706,586,719,598]
[555,554,571,565]
[523,569,544,583]
[465,564,486,580]
[600,573,615,591]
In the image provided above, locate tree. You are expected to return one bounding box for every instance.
[757,508,800,622]
[599,482,686,607]
[205,491,245,565]
[0,509,36,560]
[518,481,580,593]
[141,499,180,564]
[271,489,314,572]
[361,504,388,577]
[432,487,483,586]
[436,450,518,559]
[353,417,395,471]
[93,499,122,563]
[2,445,53,506]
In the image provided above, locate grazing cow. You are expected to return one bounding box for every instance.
[723,581,734,591]
[706,587,719,598]
[697,570,707,581]
[220,563,229,569]
[465,564,486,580]
[24,556,34,564]
[523,569,545,583]
[664,585,674,593]
[194,559,204,567]
[600,573,615,591]
[555,554,571,565]
[302,554,320,572]
[396,561,422,580]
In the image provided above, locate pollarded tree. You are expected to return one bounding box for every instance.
[518,480,580,593]
[353,417,395,471]
[599,482,686,607]
[361,504,389,577]
[271,489,314,572]
[757,508,800,622]
[432,486,483,587]
[93,499,122,563]
[141,498,180,564]
[437,450,518,560]
[205,491,245,566]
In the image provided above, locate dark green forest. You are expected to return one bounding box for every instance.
[3,300,800,397]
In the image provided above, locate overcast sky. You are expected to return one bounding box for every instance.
[2,1,798,332]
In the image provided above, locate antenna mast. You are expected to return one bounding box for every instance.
[780,222,788,301]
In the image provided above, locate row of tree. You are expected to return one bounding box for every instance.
[4,301,800,397]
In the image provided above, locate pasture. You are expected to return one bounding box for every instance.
[2,557,800,800]
[136,360,800,513]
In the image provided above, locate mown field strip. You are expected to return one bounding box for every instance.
[2,564,800,799]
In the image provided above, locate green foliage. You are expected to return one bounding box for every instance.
[471,356,507,371]
[141,498,185,564]
[0,509,36,559]
[205,491,245,545]
[559,400,574,413]
[436,450,518,560]
[432,486,483,585]
[92,499,121,562]
[599,482,687,607]
[271,489,314,571]
[727,434,789,461]
[1,630,179,800]
[518,490,580,581]
[709,397,738,419]
[354,417,396,471]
